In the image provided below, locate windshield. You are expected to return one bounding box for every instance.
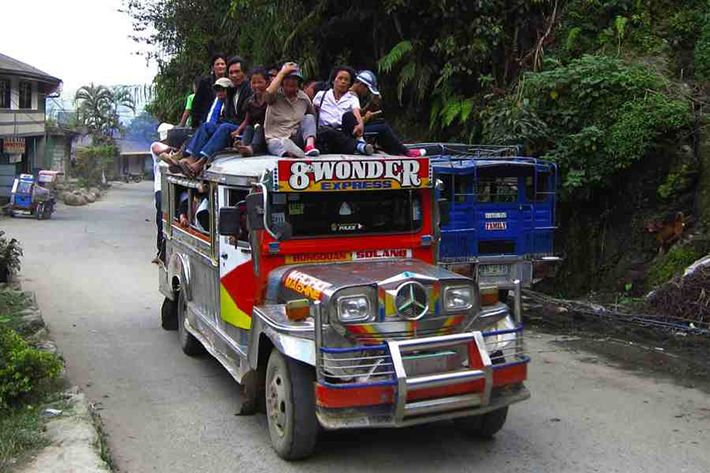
[269,190,423,237]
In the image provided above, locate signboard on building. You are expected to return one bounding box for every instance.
[3,138,26,155]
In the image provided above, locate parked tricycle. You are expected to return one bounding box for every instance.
[9,171,62,220]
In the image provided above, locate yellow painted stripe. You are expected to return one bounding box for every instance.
[220,284,252,330]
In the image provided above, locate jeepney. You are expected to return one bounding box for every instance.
[158,152,530,460]
[417,143,561,302]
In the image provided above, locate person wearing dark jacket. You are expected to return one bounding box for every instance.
[190,54,228,129]
[180,56,253,176]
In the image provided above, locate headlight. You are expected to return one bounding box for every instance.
[338,295,370,322]
[444,285,474,311]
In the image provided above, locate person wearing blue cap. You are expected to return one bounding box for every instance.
[350,70,426,157]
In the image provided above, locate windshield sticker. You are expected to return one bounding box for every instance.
[331,223,363,232]
[283,270,331,300]
[276,158,431,192]
[272,212,285,224]
[289,203,305,215]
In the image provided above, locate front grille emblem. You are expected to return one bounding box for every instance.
[395,282,429,320]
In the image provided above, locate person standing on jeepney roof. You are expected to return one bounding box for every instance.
[179,56,253,176]
[314,65,372,155]
[263,62,320,158]
[190,54,228,129]
[235,67,269,157]
[177,79,199,128]
[350,70,426,158]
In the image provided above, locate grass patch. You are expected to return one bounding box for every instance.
[0,291,27,326]
[90,408,115,470]
[0,404,50,473]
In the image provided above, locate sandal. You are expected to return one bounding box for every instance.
[177,160,195,178]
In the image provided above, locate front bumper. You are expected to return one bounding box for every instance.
[314,326,530,429]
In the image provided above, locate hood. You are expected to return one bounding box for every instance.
[267,259,479,342]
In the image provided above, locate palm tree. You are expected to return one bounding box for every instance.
[75,83,113,137]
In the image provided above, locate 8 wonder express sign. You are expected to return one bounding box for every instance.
[276,157,432,192]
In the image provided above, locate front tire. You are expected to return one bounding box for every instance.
[454,407,509,439]
[265,349,318,460]
[161,297,178,330]
[177,290,204,356]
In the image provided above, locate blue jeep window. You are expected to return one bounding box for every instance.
[475,177,518,203]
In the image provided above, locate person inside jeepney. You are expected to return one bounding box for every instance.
[349,70,426,157]
[190,53,228,128]
[314,65,373,155]
[235,67,269,157]
[263,62,320,158]
[178,56,253,177]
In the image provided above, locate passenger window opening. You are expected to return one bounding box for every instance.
[189,188,210,236]
[228,189,250,245]
[525,173,550,202]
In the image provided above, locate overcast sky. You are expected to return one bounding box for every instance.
[1,0,158,98]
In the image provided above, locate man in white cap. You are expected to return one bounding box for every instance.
[350,70,425,157]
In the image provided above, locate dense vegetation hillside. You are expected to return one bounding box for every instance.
[125,0,710,296]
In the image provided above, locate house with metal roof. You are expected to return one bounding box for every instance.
[0,52,62,199]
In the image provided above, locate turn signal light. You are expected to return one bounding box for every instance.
[479,287,499,306]
[286,299,310,321]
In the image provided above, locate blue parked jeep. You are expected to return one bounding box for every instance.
[419,144,560,301]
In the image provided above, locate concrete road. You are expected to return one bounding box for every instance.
[2,182,709,472]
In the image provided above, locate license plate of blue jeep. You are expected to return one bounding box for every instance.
[478,264,510,277]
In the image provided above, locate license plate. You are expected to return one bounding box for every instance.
[478,264,510,277]
[485,221,507,230]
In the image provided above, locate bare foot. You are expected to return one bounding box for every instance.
[238,145,253,157]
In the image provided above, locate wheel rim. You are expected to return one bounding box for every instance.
[267,367,288,438]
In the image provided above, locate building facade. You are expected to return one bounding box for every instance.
[0,52,62,198]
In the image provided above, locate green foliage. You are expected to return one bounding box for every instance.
[481,97,549,151]
[523,55,692,198]
[0,326,62,409]
[0,291,26,325]
[0,232,23,283]
[72,145,118,188]
[648,243,707,287]
[75,84,136,138]
[0,402,50,471]
[657,163,696,200]
[695,10,710,81]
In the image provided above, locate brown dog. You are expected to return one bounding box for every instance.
[643,212,684,253]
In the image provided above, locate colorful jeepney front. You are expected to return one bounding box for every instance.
[261,156,530,429]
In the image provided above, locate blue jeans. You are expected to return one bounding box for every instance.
[186,122,237,160]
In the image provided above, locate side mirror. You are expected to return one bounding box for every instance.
[439,200,451,226]
[245,193,265,230]
[272,221,293,241]
[218,207,240,236]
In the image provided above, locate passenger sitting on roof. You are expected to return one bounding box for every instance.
[303,79,318,101]
[263,62,320,158]
[190,53,228,128]
[235,68,269,157]
[349,70,425,157]
[314,66,372,156]
[179,56,253,177]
